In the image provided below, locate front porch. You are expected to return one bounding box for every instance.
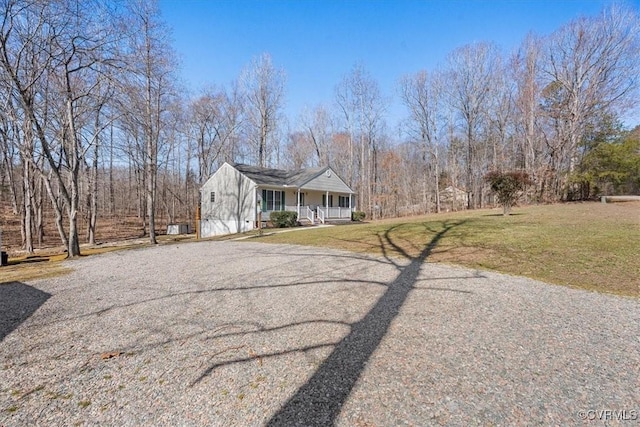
[260,186,355,225]
[261,205,353,224]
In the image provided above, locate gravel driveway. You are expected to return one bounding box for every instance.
[1,240,639,426]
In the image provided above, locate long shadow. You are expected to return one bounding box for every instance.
[0,282,51,342]
[267,220,464,426]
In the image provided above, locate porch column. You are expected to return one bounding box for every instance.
[297,189,301,218]
[326,191,329,218]
[255,187,261,229]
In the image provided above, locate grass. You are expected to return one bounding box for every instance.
[254,202,640,298]
[2,202,637,297]
[0,261,72,284]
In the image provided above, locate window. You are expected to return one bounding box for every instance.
[261,189,285,211]
[339,195,350,208]
[322,194,333,207]
[210,192,215,203]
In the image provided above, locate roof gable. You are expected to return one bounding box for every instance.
[287,167,328,187]
[298,168,353,194]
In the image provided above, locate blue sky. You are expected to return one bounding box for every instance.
[158,0,635,129]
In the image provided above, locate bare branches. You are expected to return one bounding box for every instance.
[189,87,243,183]
[240,53,286,167]
[334,64,387,217]
[400,70,445,213]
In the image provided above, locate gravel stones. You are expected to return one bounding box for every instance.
[1,241,638,426]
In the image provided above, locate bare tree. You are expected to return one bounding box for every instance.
[190,86,242,183]
[240,53,285,167]
[85,86,114,245]
[486,59,514,173]
[400,70,445,213]
[445,42,502,209]
[540,4,640,199]
[299,105,333,166]
[123,0,179,244]
[0,0,124,256]
[511,33,547,200]
[335,64,386,217]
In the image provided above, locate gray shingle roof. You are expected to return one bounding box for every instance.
[233,164,327,187]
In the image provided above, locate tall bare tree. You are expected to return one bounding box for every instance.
[335,64,386,217]
[190,86,242,183]
[400,70,445,213]
[240,53,285,167]
[123,0,178,244]
[446,42,501,209]
[300,105,333,166]
[512,34,545,194]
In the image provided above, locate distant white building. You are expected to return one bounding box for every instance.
[199,163,355,237]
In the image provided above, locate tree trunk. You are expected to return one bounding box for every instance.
[88,111,101,245]
[147,160,157,243]
[1,141,19,215]
[109,123,115,216]
[434,153,441,214]
[36,175,44,247]
[43,173,69,249]
[145,20,157,245]
[22,161,34,253]
[65,96,82,257]
[68,197,81,256]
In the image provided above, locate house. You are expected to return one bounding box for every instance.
[440,186,469,211]
[199,163,355,237]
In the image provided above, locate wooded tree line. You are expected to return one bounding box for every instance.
[1,0,639,255]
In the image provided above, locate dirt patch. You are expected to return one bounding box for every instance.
[0,200,194,256]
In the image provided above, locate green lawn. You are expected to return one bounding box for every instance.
[255,202,640,298]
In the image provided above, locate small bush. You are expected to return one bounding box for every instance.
[351,211,366,222]
[269,211,298,228]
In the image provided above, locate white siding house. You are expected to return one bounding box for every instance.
[199,163,355,237]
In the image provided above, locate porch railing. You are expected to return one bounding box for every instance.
[325,207,352,219]
[281,205,353,223]
[284,205,315,223]
[305,206,315,223]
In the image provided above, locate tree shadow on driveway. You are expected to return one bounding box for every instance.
[0,282,51,342]
[267,220,468,426]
